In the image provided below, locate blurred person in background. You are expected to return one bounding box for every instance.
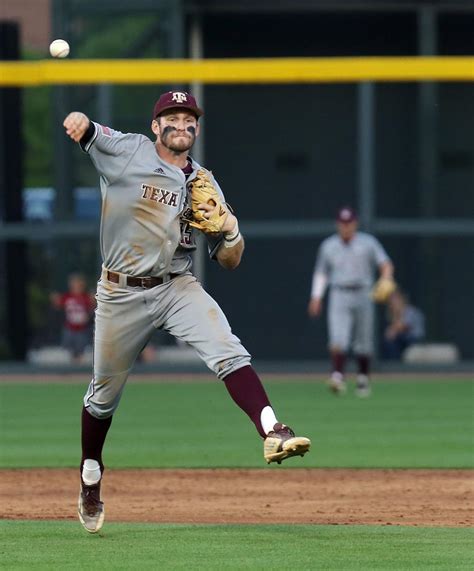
[50,273,95,364]
[307,206,394,397]
[383,289,425,360]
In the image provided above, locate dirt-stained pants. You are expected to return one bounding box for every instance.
[84,272,251,418]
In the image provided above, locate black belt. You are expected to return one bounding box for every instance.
[106,270,179,289]
[333,284,365,291]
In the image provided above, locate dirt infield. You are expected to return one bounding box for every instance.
[1,468,472,527]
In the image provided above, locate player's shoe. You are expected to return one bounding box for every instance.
[264,423,311,465]
[78,480,104,533]
[327,372,346,395]
[355,375,371,398]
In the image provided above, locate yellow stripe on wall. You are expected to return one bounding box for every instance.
[0,57,473,86]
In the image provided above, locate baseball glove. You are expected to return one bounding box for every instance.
[188,169,228,233]
[371,277,397,303]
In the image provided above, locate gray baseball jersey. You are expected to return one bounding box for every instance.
[81,122,251,418]
[313,232,391,354]
[83,122,223,275]
[315,232,390,288]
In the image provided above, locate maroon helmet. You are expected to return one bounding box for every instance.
[336,206,358,223]
[152,91,204,120]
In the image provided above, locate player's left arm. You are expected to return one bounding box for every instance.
[378,260,394,279]
[215,212,245,269]
[196,173,244,269]
[371,236,395,278]
[370,237,396,302]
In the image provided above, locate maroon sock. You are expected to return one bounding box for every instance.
[331,352,346,375]
[356,354,370,376]
[223,365,271,438]
[80,406,113,474]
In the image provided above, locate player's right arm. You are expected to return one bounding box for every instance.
[63,112,90,143]
[307,242,329,318]
[63,112,146,183]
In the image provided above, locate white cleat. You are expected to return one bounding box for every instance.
[327,374,346,395]
[78,481,104,533]
[264,423,311,464]
[355,375,371,398]
[78,459,104,533]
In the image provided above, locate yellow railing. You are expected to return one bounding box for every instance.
[0,56,473,86]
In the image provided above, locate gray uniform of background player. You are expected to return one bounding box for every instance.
[312,232,390,355]
[83,123,250,418]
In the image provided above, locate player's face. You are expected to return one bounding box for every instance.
[69,276,86,294]
[153,111,199,152]
[337,220,358,240]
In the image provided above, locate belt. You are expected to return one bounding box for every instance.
[333,284,365,291]
[106,270,179,289]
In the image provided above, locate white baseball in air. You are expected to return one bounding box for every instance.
[49,39,70,58]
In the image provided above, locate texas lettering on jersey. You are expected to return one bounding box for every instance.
[141,183,178,207]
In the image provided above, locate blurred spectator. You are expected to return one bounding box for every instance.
[50,273,95,363]
[383,289,425,360]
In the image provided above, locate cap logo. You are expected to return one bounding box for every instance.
[341,209,351,219]
[171,92,187,103]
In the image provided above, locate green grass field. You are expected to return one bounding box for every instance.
[2,521,473,570]
[1,376,473,569]
[0,378,472,468]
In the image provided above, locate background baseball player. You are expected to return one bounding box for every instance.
[307,206,395,397]
[63,90,310,534]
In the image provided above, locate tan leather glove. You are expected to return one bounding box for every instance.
[371,277,397,303]
[188,170,228,233]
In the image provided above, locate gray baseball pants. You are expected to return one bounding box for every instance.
[327,287,374,355]
[84,271,251,418]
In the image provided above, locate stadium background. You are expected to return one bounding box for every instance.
[0,0,473,367]
[1,2,473,569]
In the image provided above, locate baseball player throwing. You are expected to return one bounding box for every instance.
[307,207,395,397]
[63,91,310,534]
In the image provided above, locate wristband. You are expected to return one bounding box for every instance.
[223,233,241,248]
[224,220,239,241]
[223,221,241,248]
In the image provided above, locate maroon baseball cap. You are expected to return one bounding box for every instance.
[336,206,358,223]
[152,91,204,120]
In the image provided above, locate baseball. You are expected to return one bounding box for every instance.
[49,39,70,58]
